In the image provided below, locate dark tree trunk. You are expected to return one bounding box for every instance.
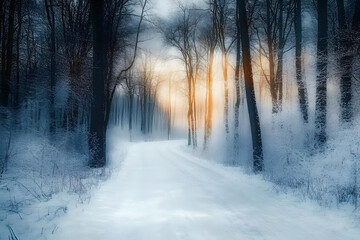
[353,0,360,29]
[1,0,16,107]
[315,0,328,146]
[45,0,57,132]
[15,0,22,109]
[0,0,3,58]
[234,0,241,163]
[89,0,107,167]
[1,0,5,86]
[336,0,346,29]
[337,0,360,122]
[238,0,264,172]
[295,0,308,123]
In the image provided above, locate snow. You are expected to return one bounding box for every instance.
[0,131,113,240]
[50,140,360,240]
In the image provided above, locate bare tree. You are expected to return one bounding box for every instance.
[161,4,202,148]
[60,0,91,130]
[200,2,217,149]
[256,0,294,113]
[106,0,148,128]
[238,0,264,172]
[215,0,235,135]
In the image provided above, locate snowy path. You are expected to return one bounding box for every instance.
[52,140,360,240]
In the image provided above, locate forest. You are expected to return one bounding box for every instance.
[1,0,360,239]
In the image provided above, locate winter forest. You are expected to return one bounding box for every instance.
[1,0,360,239]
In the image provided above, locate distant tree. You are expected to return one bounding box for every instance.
[200,1,217,149]
[60,0,92,130]
[256,0,294,113]
[215,0,234,135]
[104,0,135,126]
[120,69,136,132]
[106,0,147,128]
[161,4,202,148]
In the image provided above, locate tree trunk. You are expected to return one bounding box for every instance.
[275,0,284,112]
[187,69,192,146]
[1,0,16,107]
[192,76,197,148]
[128,91,133,131]
[89,0,107,167]
[168,79,171,139]
[45,0,57,133]
[234,1,241,163]
[337,0,360,122]
[223,54,229,134]
[15,0,22,109]
[238,0,264,172]
[295,0,309,123]
[266,0,277,113]
[1,0,5,87]
[204,45,214,149]
[315,0,328,146]
[0,0,3,61]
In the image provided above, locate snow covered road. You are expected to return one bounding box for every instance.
[52,140,360,240]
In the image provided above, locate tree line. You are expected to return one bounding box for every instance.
[0,0,149,170]
[1,0,360,173]
[161,0,360,172]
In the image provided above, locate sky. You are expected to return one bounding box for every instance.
[152,0,174,18]
[152,0,203,18]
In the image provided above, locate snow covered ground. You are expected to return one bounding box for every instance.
[50,140,360,240]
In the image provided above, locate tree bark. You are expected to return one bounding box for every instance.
[0,0,3,60]
[295,0,309,123]
[234,0,241,163]
[89,0,107,167]
[315,0,328,146]
[45,0,57,132]
[15,0,22,109]
[1,0,16,107]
